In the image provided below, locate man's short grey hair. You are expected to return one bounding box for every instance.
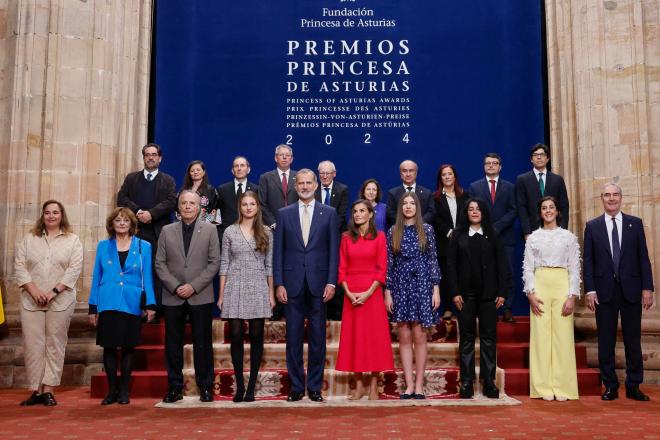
[178,189,201,203]
[601,182,623,197]
[275,144,293,155]
[317,160,336,172]
[296,168,317,183]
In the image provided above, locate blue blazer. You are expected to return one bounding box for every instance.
[89,237,156,316]
[583,213,654,303]
[273,202,339,297]
[468,177,517,246]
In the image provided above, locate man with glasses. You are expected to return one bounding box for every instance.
[118,143,177,311]
[258,144,298,229]
[314,160,349,233]
[516,143,569,240]
[468,153,517,322]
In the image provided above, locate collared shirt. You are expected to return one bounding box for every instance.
[468,226,484,237]
[234,178,248,194]
[402,182,417,192]
[181,219,197,256]
[443,188,458,228]
[321,182,334,204]
[14,231,83,311]
[277,168,290,182]
[143,169,159,180]
[298,199,316,230]
[485,175,500,186]
[533,168,547,184]
[605,211,623,255]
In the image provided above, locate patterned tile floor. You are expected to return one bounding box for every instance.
[1,386,659,439]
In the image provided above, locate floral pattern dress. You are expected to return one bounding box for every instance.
[386,224,441,327]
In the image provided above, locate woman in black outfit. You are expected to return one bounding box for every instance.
[432,164,469,320]
[447,198,511,399]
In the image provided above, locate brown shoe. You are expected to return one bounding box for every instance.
[503,310,515,323]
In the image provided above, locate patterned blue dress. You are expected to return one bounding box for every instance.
[386,224,441,327]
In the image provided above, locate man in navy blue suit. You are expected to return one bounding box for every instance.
[468,153,518,322]
[273,168,339,402]
[385,160,435,228]
[584,182,654,401]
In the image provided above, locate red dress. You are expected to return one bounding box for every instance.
[335,231,394,372]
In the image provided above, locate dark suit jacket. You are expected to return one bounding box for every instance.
[273,203,339,297]
[516,170,569,235]
[467,177,517,246]
[446,229,512,301]
[432,192,469,258]
[117,170,177,238]
[583,213,654,303]
[314,180,349,232]
[258,169,298,227]
[215,180,259,234]
[385,184,435,228]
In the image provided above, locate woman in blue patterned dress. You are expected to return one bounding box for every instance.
[385,192,441,399]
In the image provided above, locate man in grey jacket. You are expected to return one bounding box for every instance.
[156,190,221,403]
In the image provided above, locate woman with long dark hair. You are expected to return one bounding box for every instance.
[218,190,274,402]
[447,198,511,398]
[358,179,387,231]
[432,164,469,320]
[385,192,441,399]
[179,160,217,222]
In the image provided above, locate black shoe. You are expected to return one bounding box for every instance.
[413,393,426,400]
[399,393,413,400]
[601,387,619,401]
[459,382,474,399]
[162,388,183,403]
[503,310,515,323]
[101,390,119,405]
[287,391,304,402]
[626,386,650,401]
[117,391,130,405]
[244,386,255,402]
[42,392,57,406]
[483,382,500,399]
[199,387,214,403]
[308,391,324,402]
[20,391,44,406]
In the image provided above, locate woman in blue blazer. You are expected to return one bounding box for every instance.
[89,207,156,405]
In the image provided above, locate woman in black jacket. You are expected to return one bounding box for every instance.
[447,198,511,399]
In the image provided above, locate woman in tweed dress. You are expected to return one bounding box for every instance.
[218,190,274,402]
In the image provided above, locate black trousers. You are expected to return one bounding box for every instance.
[438,257,453,314]
[595,280,643,388]
[457,296,497,383]
[163,302,214,390]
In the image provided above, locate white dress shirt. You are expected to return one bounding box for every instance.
[468,226,483,236]
[143,169,159,179]
[533,168,547,186]
[443,189,458,229]
[402,182,417,192]
[605,211,623,255]
[298,199,316,230]
[321,182,334,204]
[234,178,248,194]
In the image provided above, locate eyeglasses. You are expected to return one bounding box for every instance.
[484,161,500,166]
[532,153,547,158]
[143,153,159,158]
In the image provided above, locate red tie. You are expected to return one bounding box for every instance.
[489,179,496,204]
[281,172,288,206]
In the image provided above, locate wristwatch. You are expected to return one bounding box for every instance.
[52,287,60,295]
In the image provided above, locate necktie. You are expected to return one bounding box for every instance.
[237,182,243,196]
[489,179,496,204]
[324,187,331,205]
[281,173,288,206]
[538,172,545,196]
[302,204,310,246]
[406,186,413,192]
[147,173,153,181]
[611,217,621,276]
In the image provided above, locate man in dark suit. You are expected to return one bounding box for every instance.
[215,156,259,244]
[385,160,435,227]
[117,143,177,309]
[314,160,349,232]
[155,191,221,404]
[258,144,297,229]
[468,153,517,322]
[273,169,339,402]
[516,143,569,239]
[584,182,654,402]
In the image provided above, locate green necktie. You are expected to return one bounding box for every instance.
[538,172,545,196]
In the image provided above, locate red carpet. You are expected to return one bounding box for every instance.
[2,386,660,439]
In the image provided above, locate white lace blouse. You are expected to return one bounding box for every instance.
[522,227,581,297]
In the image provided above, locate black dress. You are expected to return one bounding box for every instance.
[95,251,143,348]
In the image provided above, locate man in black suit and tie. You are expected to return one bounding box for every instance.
[314,160,349,320]
[258,144,298,229]
[386,160,435,228]
[117,143,177,309]
[215,156,259,244]
[516,143,569,239]
[468,153,517,322]
[584,182,654,402]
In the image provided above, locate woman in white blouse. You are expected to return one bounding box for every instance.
[523,196,580,401]
[14,200,84,406]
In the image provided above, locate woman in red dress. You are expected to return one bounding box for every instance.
[336,199,394,400]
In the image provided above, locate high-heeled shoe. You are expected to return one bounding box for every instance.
[244,387,255,402]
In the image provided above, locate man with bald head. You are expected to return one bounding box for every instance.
[386,160,435,227]
[583,182,654,401]
[156,190,221,404]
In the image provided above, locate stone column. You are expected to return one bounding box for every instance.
[545,0,660,381]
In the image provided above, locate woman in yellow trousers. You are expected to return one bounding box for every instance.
[523,196,580,401]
